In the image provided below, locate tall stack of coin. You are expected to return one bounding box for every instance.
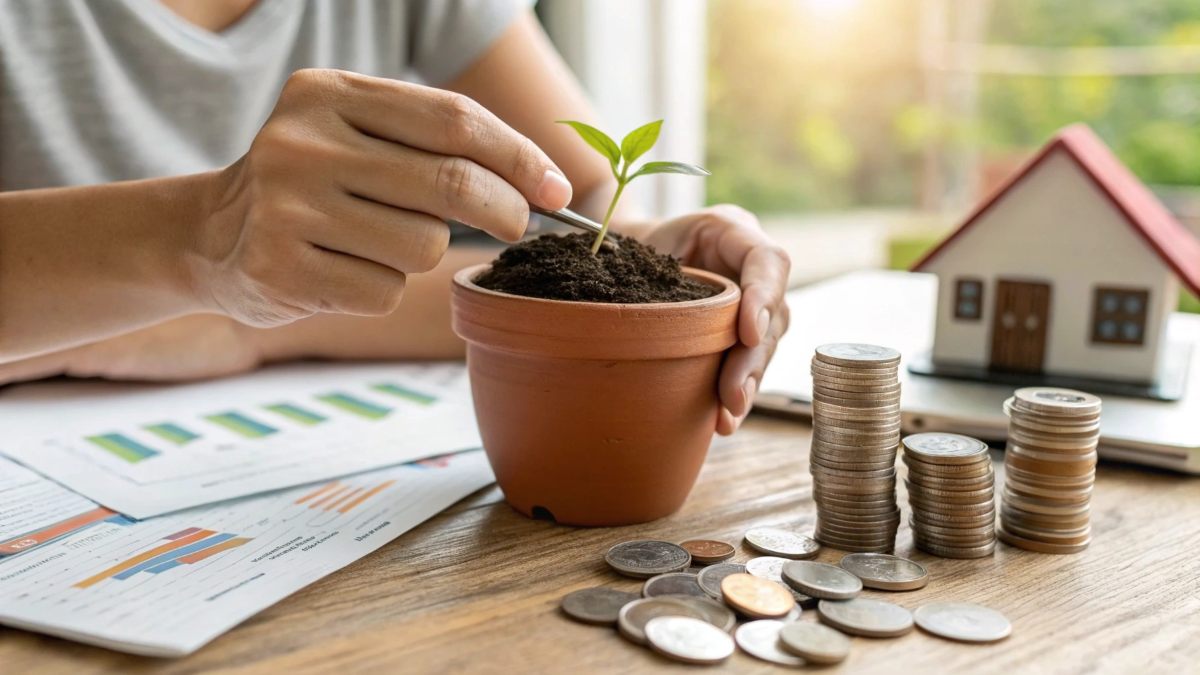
[809,343,902,553]
[999,387,1100,554]
[901,432,996,558]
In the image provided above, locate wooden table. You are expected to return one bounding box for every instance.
[4,415,1198,674]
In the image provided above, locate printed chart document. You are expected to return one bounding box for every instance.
[0,450,494,656]
[0,362,481,517]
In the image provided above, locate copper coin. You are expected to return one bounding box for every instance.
[720,573,795,619]
[680,539,736,565]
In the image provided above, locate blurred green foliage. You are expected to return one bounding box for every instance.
[706,0,1200,211]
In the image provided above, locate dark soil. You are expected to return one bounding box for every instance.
[475,233,717,303]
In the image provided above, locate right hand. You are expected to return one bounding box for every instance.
[194,68,573,326]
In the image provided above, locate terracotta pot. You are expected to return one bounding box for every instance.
[451,264,740,526]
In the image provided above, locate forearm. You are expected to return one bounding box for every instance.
[251,244,499,363]
[0,174,211,361]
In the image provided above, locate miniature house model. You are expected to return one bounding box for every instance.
[911,124,1200,400]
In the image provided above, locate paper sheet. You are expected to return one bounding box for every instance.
[0,362,481,517]
[0,450,494,656]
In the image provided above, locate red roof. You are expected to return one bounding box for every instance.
[912,124,1200,297]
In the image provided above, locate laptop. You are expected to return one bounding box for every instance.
[756,270,1200,474]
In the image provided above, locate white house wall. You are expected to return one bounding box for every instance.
[925,149,1173,383]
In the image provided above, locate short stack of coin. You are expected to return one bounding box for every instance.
[999,387,1101,554]
[809,343,902,553]
[902,432,996,558]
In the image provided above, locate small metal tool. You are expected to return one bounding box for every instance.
[529,205,619,246]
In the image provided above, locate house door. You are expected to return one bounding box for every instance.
[990,280,1051,373]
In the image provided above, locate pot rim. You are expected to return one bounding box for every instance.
[452,264,740,310]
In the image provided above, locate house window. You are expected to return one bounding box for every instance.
[954,278,984,320]
[1091,287,1149,346]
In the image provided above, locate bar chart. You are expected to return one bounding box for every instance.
[75,527,252,588]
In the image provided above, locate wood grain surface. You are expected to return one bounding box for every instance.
[2,415,1197,674]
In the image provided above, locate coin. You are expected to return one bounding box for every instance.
[913,602,1012,643]
[680,539,735,564]
[778,621,851,664]
[618,597,711,645]
[815,343,901,366]
[817,598,914,638]
[720,573,796,619]
[605,540,691,578]
[997,526,1090,554]
[782,561,862,600]
[644,616,735,664]
[902,432,989,464]
[674,596,738,633]
[746,556,790,583]
[643,572,708,599]
[838,553,928,591]
[560,587,640,625]
[1013,387,1101,416]
[735,620,806,667]
[697,563,746,599]
[744,527,821,560]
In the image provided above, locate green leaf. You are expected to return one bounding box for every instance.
[630,160,711,180]
[557,120,620,173]
[620,120,663,164]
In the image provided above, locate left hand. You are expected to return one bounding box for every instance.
[632,205,791,435]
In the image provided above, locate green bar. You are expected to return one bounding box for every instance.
[86,433,160,463]
[317,392,392,420]
[264,403,327,426]
[370,383,437,406]
[205,412,278,438]
[144,422,199,445]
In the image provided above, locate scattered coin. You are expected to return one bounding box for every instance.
[817,598,914,638]
[913,602,1012,643]
[838,553,929,591]
[606,540,692,578]
[560,587,641,625]
[618,597,713,645]
[782,561,862,600]
[642,572,708,599]
[697,562,747,599]
[779,621,851,664]
[720,573,795,619]
[735,620,806,667]
[744,527,820,560]
[680,539,736,564]
[746,556,789,583]
[675,596,738,633]
[902,432,996,559]
[999,388,1100,554]
[644,616,735,665]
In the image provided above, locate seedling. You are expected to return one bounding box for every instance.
[558,120,709,255]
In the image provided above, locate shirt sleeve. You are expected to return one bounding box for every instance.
[406,0,533,86]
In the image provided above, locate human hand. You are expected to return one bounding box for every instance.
[633,205,791,435]
[196,68,572,327]
[0,315,263,386]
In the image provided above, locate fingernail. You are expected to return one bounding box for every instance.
[537,170,572,210]
[756,308,770,342]
[742,377,758,414]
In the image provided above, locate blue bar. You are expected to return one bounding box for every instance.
[112,533,237,580]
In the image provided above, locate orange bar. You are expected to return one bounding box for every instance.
[0,507,116,555]
[338,480,395,514]
[176,537,252,564]
[74,529,216,589]
[323,488,362,511]
[309,485,349,509]
[294,481,338,505]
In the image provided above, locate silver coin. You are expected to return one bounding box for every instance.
[673,596,738,633]
[618,597,711,645]
[838,553,929,591]
[902,432,989,464]
[644,616,735,665]
[744,527,821,560]
[782,561,862,600]
[560,587,640,625]
[779,621,850,664]
[734,620,806,667]
[605,540,691,578]
[815,343,901,366]
[643,572,708,599]
[914,602,1012,642]
[746,556,789,583]
[696,562,746,599]
[818,598,914,638]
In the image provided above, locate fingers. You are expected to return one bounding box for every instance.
[735,243,791,348]
[718,303,789,434]
[308,70,572,210]
[306,193,451,273]
[298,246,409,317]
[338,135,530,242]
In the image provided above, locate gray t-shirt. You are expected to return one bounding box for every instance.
[0,0,524,190]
